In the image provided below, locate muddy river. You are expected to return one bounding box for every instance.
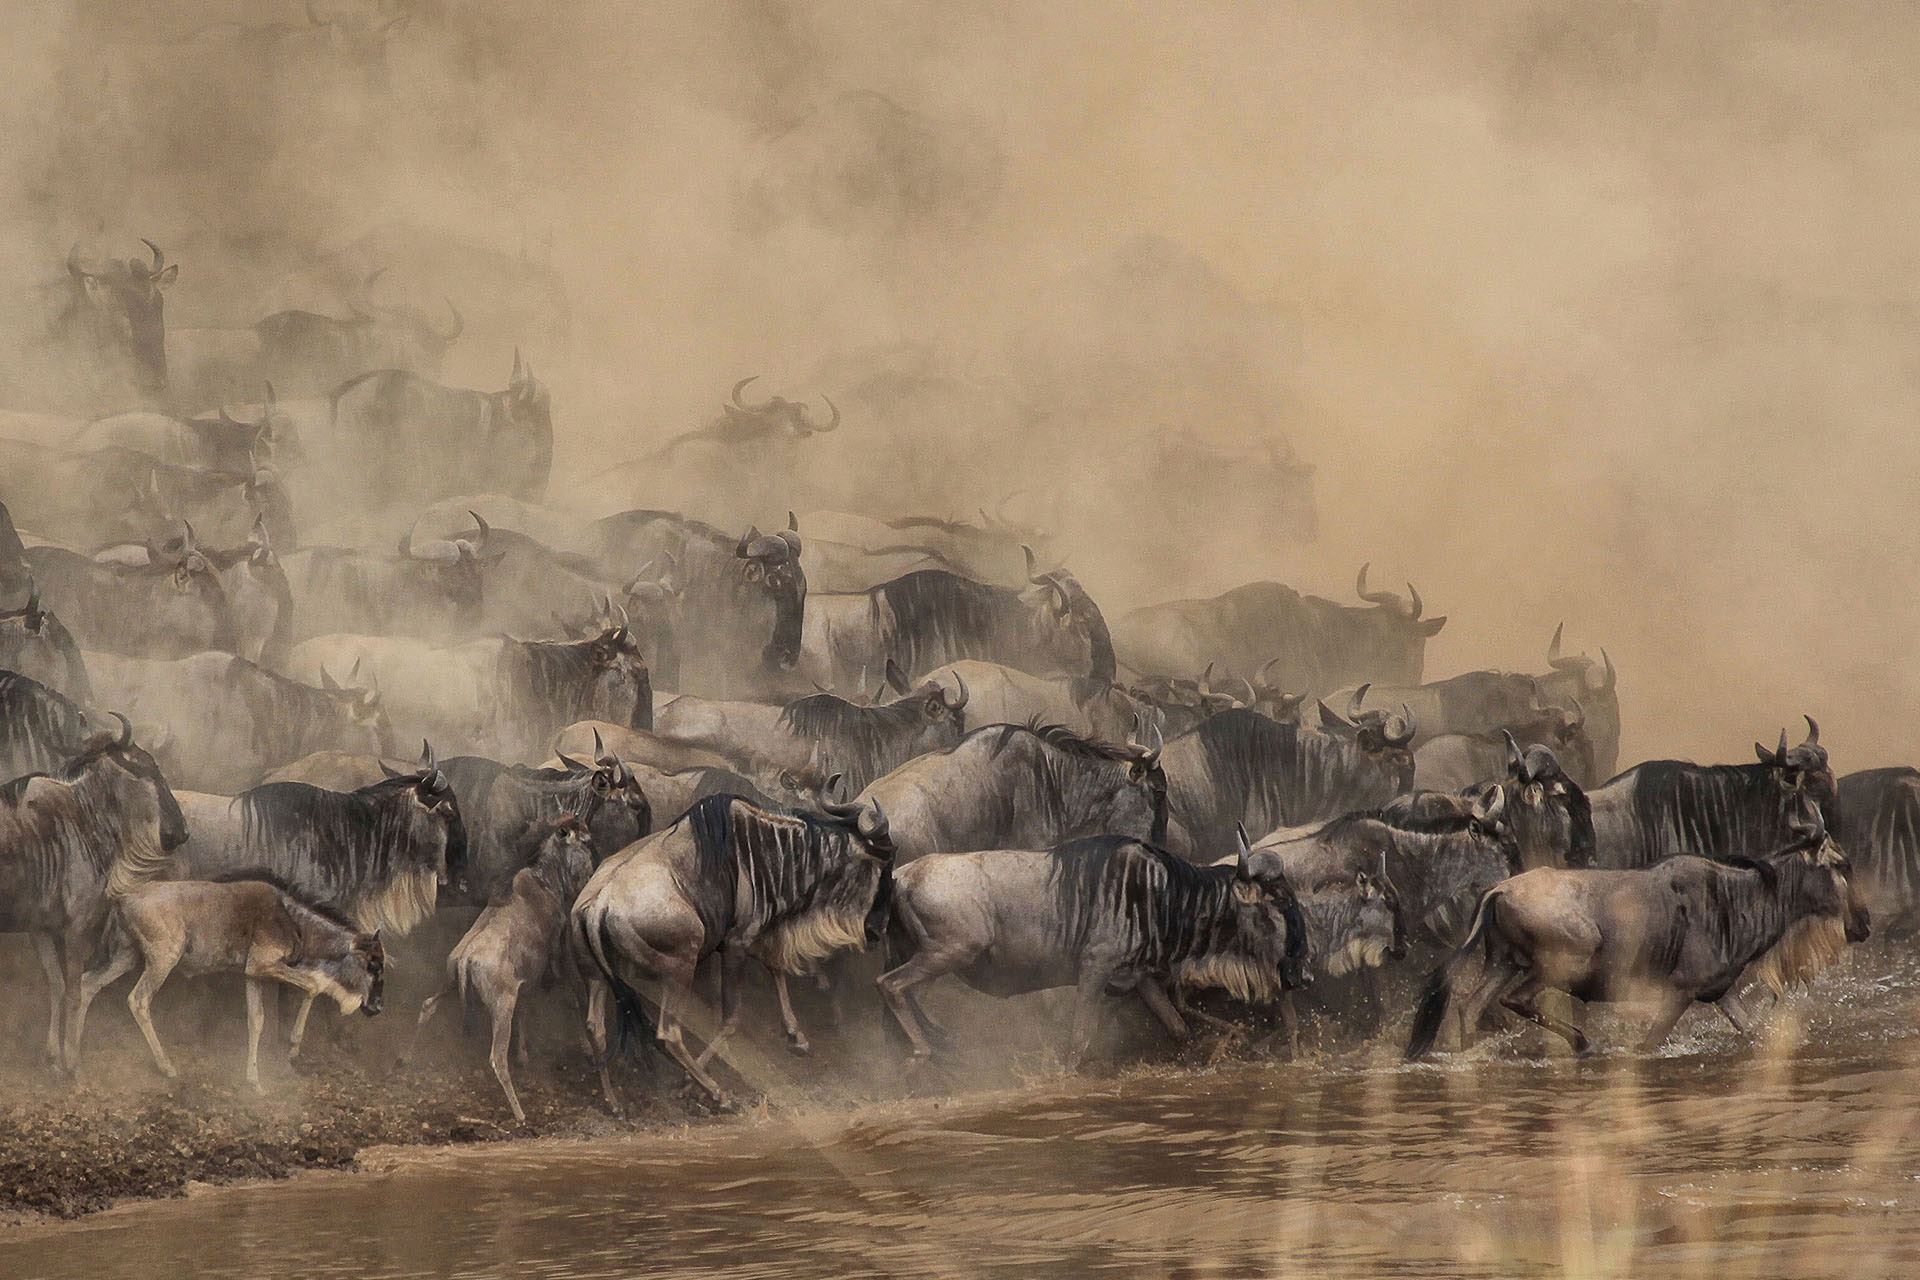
[10,952,1920,1278]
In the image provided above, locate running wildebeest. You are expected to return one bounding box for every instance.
[74,876,385,1091]
[1405,806,1870,1059]
[438,746,650,904]
[653,659,969,793]
[407,815,597,1123]
[1111,565,1446,692]
[801,549,1114,691]
[856,719,1168,863]
[879,828,1310,1067]
[1586,717,1833,869]
[572,793,896,1109]
[1159,705,1416,863]
[0,578,91,702]
[289,615,651,764]
[0,713,187,1069]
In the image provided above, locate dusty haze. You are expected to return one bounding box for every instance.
[5,0,1916,769]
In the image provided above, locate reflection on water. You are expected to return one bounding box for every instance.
[12,952,1920,1279]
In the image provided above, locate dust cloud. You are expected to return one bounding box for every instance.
[5,0,1917,768]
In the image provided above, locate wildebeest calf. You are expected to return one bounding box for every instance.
[75,876,385,1091]
[407,816,596,1124]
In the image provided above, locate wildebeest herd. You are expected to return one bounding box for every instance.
[2,238,1915,1125]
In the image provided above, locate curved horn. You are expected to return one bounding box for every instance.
[735,526,760,558]
[141,239,165,275]
[437,297,463,344]
[1503,729,1529,781]
[1235,822,1253,878]
[1385,703,1416,747]
[1802,714,1819,748]
[66,244,90,280]
[1023,544,1043,584]
[730,376,772,410]
[808,395,841,432]
[1596,648,1616,693]
[858,798,890,846]
[787,510,799,533]
[592,727,606,758]
[1347,683,1372,723]
[1234,676,1257,706]
[1257,656,1284,690]
[1356,563,1393,606]
[466,509,490,551]
[1201,662,1217,695]
[1406,581,1423,621]
[112,711,133,748]
[1547,622,1582,673]
[179,520,197,554]
[419,739,436,771]
[944,671,969,712]
[320,667,344,693]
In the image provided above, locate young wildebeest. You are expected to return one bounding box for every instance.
[74,877,385,1091]
[880,830,1310,1067]
[652,658,968,794]
[572,793,895,1110]
[1405,809,1871,1059]
[438,747,650,904]
[0,714,187,1069]
[856,719,1167,863]
[408,816,597,1123]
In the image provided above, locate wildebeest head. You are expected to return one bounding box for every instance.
[585,727,653,840]
[1310,867,1407,978]
[398,510,493,623]
[1501,733,1594,868]
[318,663,398,758]
[65,240,176,394]
[735,513,807,671]
[67,711,190,855]
[1021,546,1116,682]
[1250,659,1309,724]
[1755,716,1835,814]
[379,740,468,888]
[1317,685,1417,790]
[1355,562,1446,637]
[1119,716,1170,844]
[1232,824,1312,990]
[815,795,896,946]
[722,376,841,438]
[888,658,971,728]
[577,603,653,729]
[334,930,386,1017]
[1545,623,1618,698]
[1770,804,1871,947]
[215,382,305,469]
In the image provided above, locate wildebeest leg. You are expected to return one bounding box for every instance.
[245,978,270,1092]
[1134,976,1190,1042]
[1500,977,1590,1055]
[773,971,811,1056]
[1638,991,1694,1053]
[877,949,965,1060]
[1279,992,1299,1058]
[73,939,142,1067]
[1064,967,1118,1071]
[692,949,746,1071]
[58,924,92,1072]
[32,934,66,1066]
[1357,968,1385,1038]
[404,982,453,1065]
[1456,964,1526,1051]
[287,991,319,1059]
[1716,992,1751,1034]
[490,981,526,1125]
[127,958,180,1079]
[583,978,622,1114]
[655,982,731,1107]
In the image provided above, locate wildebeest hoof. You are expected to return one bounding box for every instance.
[1572,1038,1595,1058]
[785,1034,811,1057]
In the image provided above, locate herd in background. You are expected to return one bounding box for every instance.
[0,237,1916,1122]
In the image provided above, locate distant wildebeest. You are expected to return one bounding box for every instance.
[1159,706,1416,863]
[201,516,296,667]
[573,793,896,1109]
[0,714,187,1069]
[438,747,650,904]
[551,720,739,777]
[82,652,394,794]
[1405,807,1870,1058]
[281,513,495,643]
[0,578,91,702]
[1111,565,1446,692]
[1586,717,1833,869]
[1535,625,1621,780]
[1413,700,1595,791]
[653,660,969,794]
[33,241,176,409]
[76,387,300,474]
[1834,767,1920,930]
[879,829,1310,1067]
[252,294,464,397]
[24,526,241,659]
[856,720,1167,863]
[311,354,551,512]
[570,510,805,698]
[407,815,597,1123]
[919,659,1148,746]
[655,376,840,458]
[74,876,385,1091]
[289,617,651,765]
[802,549,1114,692]
[799,501,1053,591]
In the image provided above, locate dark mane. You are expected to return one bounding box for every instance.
[872,570,1027,676]
[0,671,92,777]
[208,867,359,930]
[682,793,879,943]
[992,718,1142,765]
[222,777,448,922]
[1046,835,1240,969]
[779,693,931,789]
[882,514,979,534]
[1618,759,1815,863]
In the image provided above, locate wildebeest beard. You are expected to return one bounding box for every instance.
[683,794,889,973]
[1614,760,1837,868]
[1319,812,1513,949]
[232,779,458,935]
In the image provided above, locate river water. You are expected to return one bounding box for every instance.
[11,952,1920,1278]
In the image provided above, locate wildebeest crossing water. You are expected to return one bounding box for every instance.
[8,947,1920,1279]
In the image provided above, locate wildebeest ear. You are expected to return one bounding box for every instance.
[379,760,406,780]
[1234,822,1253,879]
[1317,700,1349,731]
[1419,615,1448,637]
[557,753,587,772]
[1755,740,1779,766]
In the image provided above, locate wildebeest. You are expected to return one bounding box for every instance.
[314,355,551,511]
[653,661,969,794]
[76,389,299,474]
[655,376,840,457]
[1586,718,1833,869]
[570,510,805,697]
[251,294,464,397]
[202,517,296,668]
[74,876,385,1091]
[572,793,895,1108]
[1834,767,1920,929]
[801,549,1114,692]
[0,714,187,1068]
[0,672,98,783]
[42,241,176,407]
[24,527,241,659]
[1405,807,1870,1058]
[439,747,650,904]
[407,815,597,1123]
[1159,706,1416,863]
[1413,701,1595,791]
[857,720,1167,863]
[289,620,651,765]
[1535,625,1621,780]
[878,829,1309,1066]
[82,652,394,794]
[1111,566,1446,691]
[0,435,283,554]
[281,515,495,643]
[551,720,739,777]
[799,502,1053,591]
[1341,670,1572,753]
[0,578,91,702]
[918,659,1147,746]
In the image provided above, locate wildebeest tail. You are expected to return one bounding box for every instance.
[573,910,657,1062]
[1405,890,1501,1060]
